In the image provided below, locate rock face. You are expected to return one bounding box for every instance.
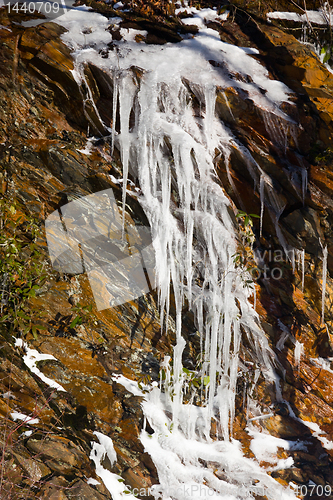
[1,1,333,498]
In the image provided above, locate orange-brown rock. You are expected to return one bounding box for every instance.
[2,2,333,498]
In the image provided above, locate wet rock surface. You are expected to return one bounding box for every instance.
[1,1,333,498]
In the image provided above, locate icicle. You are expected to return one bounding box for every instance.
[221,90,234,120]
[276,320,291,351]
[301,167,307,205]
[57,8,302,497]
[276,331,289,351]
[118,74,136,233]
[224,149,242,205]
[75,63,106,134]
[236,145,293,257]
[294,341,304,372]
[204,85,216,153]
[259,175,265,238]
[301,249,305,292]
[261,110,288,154]
[322,245,328,325]
[295,249,305,291]
[111,73,118,156]
[291,248,295,274]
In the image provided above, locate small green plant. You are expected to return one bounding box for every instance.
[137,373,152,392]
[159,359,209,403]
[232,211,260,289]
[0,199,48,340]
[321,44,331,64]
[48,312,80,338]
[314,146,333,165]
[294,0,333,66]
[235,210,260,246]
[182,366,210,390]
[70,302,93,328]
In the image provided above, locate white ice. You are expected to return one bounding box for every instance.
[90,432,138,500]
[22,430,33,437]
[55,4,298,498]
[322,245,328,324]
[111,375,298,500]
[10,411,40,425]
[267,10,331,25]
[93,430,117,465]
[86,477,100,485]
[175,6,230,28]
[77,138,94,155]
[248,428,306,466]
[15,338,66,392]
[310,356,333,374]
[294,340,304,371]
[2,391,16,399]
[301,421,333,451]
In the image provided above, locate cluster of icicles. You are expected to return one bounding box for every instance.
[108,69,292,499]
[107,67,279,433]
[55,7,326,498]
[103,70,299,498]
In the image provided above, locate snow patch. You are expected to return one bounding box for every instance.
[77,138,94,155]
[93,431,117,465]
[301,421,333,450]
[267,10,331,25]
[2,391,16,399]
[22,430,33,437]
[310,357,333,374]
[176,6,230,28]
[86,477,101,486]
[294,341,304,370]
[248,428,307,465]
[90,432,138,500]
[15,339,66,392]
[113,376,298,500]
[10,411,40,425]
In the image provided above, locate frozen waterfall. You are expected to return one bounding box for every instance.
[56,5,299,499]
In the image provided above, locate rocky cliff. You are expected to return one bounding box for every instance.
[1,1,333,498]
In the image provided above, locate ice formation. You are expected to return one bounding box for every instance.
[15,339,66,392]
[113,375,296,500]
[295,248,305,291]
[322,245,328,324]
[267,9,332,25]
[10,411,40,425]
[294,340,304,371]
[90,432,138,499]
[54,4,302,498]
